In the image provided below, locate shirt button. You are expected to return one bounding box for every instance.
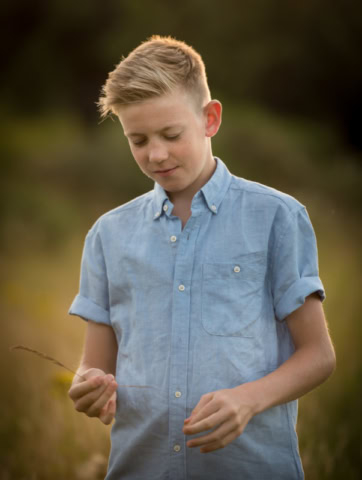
[173,444,181,452]
[234,266,241,273]
[178,284,185,292]
[170,235,177,242]
[211,204,217,212]
[154,211,160,218]
[175,391,182,398]
[163,204,168,212]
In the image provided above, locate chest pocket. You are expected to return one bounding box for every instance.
[201,252,266,337]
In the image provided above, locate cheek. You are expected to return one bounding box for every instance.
[130,147,143,165]
[177,138,195,157]
[130,151,147,173]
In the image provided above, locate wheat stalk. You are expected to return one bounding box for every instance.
[10,345,86,380]
[10,345,151,388]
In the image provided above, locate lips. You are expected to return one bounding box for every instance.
[153,166,178,177]
[154,167,177,173]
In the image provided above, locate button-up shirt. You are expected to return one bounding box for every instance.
[69,158,324,479]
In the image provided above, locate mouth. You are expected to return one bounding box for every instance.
[153,166,178,177]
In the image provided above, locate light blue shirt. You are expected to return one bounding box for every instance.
[69,158,325,479]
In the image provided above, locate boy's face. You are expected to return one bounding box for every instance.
[116,89,221,202]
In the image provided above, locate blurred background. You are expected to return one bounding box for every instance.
[1,1,361,478]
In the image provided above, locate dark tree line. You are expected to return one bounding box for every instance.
[1,0,361,150]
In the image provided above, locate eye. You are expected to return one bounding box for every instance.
[131,138,147,147]
[165,134,180,141]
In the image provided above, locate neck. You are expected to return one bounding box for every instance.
[167,154,216,229]
[169,154,216,207]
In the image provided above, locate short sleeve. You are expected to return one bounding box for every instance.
[68,228,111,325]
[272,206,325,321]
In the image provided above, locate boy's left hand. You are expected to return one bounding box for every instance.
[182,386,254,453]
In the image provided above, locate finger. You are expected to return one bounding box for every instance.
[184,395,222,431]
[183,409,224,436]
[186,418,235,448]
[99,392,117,425]
[200,426,243,453]
[69,375,107,401]
[73,377,113,413]
[184,393,214,424]
[86,380,118,417]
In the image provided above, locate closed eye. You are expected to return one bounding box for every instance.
[165,134,180,141]
[131,138,147,147]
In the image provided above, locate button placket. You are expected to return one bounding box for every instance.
[168,215,200,476]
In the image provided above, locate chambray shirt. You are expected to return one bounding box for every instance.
[69,158,325,480]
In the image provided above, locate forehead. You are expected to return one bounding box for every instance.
[117,90,200,135]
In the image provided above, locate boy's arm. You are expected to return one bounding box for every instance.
[79,319,118,375]
[183,293,336,453]
[68,320,118,425]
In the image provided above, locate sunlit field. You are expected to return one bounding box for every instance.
[1,200,360,480]
[1,107,360,479]
[2,1,361,477]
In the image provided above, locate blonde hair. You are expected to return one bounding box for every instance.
[98,35,211,118]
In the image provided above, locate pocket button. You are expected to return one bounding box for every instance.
[234,265,241,273]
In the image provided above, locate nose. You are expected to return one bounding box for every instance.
[148,141,169,163]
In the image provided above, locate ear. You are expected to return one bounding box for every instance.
[204,100,222,138]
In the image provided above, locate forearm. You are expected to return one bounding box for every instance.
[80,320,118,375]
[183,295,335,453]
[239,342,336,416]
[69,321,118,424]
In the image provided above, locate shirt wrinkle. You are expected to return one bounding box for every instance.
[69,157,324,480]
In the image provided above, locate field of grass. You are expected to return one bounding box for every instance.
[0,111,360,479]
[1,201,360,479]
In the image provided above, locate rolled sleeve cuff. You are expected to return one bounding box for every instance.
[68,294,110,325]
[275,276,326,321]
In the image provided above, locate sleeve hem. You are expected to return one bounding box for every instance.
[68,294,111,325]
[274,276,325,321]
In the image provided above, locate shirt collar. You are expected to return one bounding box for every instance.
[152,157,232,220]
[153,183,170,220]
[199,157,232,214]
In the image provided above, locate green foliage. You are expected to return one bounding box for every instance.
[0,1,361,476]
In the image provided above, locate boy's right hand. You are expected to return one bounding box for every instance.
[68,368,118,425]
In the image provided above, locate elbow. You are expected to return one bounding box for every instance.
[329,349,337,376]
[321,345,337,381]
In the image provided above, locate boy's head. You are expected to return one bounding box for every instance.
[98,35,211,118]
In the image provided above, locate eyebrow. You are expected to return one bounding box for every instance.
[125,124,183,138]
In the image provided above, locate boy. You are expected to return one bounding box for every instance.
[68,36,335,479]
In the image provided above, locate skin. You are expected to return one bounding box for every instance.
[69,88,223,421]
[182,293,336,453]
[115,88,222,226]
[68,321,118,425]
[68,89,336,452]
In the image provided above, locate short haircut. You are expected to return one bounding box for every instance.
[98,35,211,118]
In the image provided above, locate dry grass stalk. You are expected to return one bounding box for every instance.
[10,344,151,388]
[10,345,86,380]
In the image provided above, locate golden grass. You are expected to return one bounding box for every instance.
[10,345,86,381]
[0,203,360,479]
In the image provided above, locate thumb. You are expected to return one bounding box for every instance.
[100,391,117,425]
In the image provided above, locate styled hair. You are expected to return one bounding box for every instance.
[98,35,211,118]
